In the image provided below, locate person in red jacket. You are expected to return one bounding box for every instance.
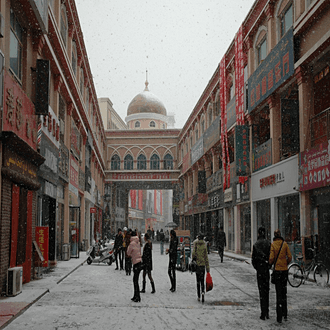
[269,229,292,324]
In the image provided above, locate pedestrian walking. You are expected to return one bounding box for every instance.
[127,231,142,302]
[114,228,123,270]
[192,233,210,303]
[269,229,292,324]
[140,233,156,294]
[122,227,128,271]
[217,226,226,262]
[160,229,165,255]
[166,229,178,292]
[124,228,132,275]
[252,226,271,320]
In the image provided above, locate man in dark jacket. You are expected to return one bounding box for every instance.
[166,229,178,292]
[217,226,226,262]
[114,228,123,270]
[252,226,271,321]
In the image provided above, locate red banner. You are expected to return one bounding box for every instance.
[220,57,230,190]
[36,226,49,267]
[235,25,244,125]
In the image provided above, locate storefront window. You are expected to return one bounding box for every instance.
[278,194,300,242]
[228,208,235,250]
[256,199,271,241]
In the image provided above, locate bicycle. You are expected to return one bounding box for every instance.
[287,248,329,288]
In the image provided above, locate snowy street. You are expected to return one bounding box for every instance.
[5,244,330,330]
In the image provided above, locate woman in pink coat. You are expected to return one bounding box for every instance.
[127,231,142,302]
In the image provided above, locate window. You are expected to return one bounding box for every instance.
[137,154,146,170]
[72,41,77,76]
[280,4,293,37]
[257,38,267,65]
[163,124,166,129]
[86,87,89,107]
[190,136,193,148]
[60,5,68,46]
[135,121,140,128]
[150,121,156,127]
[111,155,120,170]
[10,10,23,80]
[124,154,133,170]
[195,129,199,142]
[150,154,160,170]
[164,154,173,170]
[201,119,205,134]
[229,84,235,100]
[208,107,213,126]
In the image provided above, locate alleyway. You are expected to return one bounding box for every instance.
[3,244,330,330]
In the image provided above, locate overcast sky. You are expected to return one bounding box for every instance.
[75,0,256,129]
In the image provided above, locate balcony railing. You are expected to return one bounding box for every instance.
[311,107,330,147]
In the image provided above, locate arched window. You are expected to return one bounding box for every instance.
[255,27,267,66]
[164,154,173,170]
[208,103,213,126]
[60,5,68,46]
[137,154,146,170]
[150,121,156,127]
[135,121,140,128]
[124,154,133,170]
[150,154,160,170]
[195,123,199,142]
[111,154,120,170]
[279,1,293,38]
[163,123,166,129]
[72,41,77,76]
[201,115,205,134]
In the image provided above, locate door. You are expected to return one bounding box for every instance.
[69,207,80,258]
[318,205,330,270]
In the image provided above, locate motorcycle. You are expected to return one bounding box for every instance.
[86,242,115,265]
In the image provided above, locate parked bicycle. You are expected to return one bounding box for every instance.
[287,248,329,288]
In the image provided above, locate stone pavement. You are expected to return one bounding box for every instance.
[0,257,86,329]
[0,249,248,329]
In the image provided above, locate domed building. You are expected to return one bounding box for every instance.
[125,80,170,129]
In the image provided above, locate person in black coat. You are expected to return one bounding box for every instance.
[252,226,271,321]
[114,228,123,270]
[166,229,178,292]
[217,226,226,262]
[140,233,156,294]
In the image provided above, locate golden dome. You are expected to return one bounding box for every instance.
[127,81,167,117]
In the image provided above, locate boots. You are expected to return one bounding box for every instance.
[140,281,146,293]
[151,281,156,294]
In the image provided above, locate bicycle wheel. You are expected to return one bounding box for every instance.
[314,264,329,287]
[288,263,303,287]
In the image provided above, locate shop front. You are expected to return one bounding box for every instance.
[252,155,300,257]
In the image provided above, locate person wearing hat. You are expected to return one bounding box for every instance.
[114,228,123,270]
[192,233,210,303]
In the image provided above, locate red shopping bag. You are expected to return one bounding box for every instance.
[206,272,213,292]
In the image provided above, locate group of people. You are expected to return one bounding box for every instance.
[113,227,156,303]
[252,227,292,324]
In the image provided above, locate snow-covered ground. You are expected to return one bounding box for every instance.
[5,243,330,330]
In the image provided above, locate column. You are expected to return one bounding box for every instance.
[268,95,281,164]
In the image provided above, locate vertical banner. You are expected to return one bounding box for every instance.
[220,56,231,191]
[235,25,244,125]
[36,226,49,267]
[236,125,250,176]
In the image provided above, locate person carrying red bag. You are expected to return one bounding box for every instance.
[192,232,210,303]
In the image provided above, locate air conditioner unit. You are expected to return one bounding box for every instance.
[7,267,23,297]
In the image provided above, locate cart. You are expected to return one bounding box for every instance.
[176,235,191,271]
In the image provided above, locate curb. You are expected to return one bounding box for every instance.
[0,259,87,330]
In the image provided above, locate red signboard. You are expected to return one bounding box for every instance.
[112,173,170,180]
[3,69,38,149]
[299,141,330,191]
[90,207,96,214]
[36,226,49,267]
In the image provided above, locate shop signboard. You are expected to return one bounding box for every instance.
[206,170,222,193]
[251,155,298,201]
[208,189,223,210]
[236,125,250,176]
[252,139,272,172]
[299,141,330,191]
[236,177,250,203]
[248,27,294,113]
[3,69,38,149]
[36,226,49,267]
[90,207,96,214]
[191,136,204,165]
[59,143,69,182]
[203,115,220,153]
[224,187,233,203]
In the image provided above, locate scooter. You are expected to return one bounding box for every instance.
[86,242,115,265]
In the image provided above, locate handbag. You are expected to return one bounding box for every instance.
[189,243,198,273]
[206,272,213,292]
[271,241,284,284]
